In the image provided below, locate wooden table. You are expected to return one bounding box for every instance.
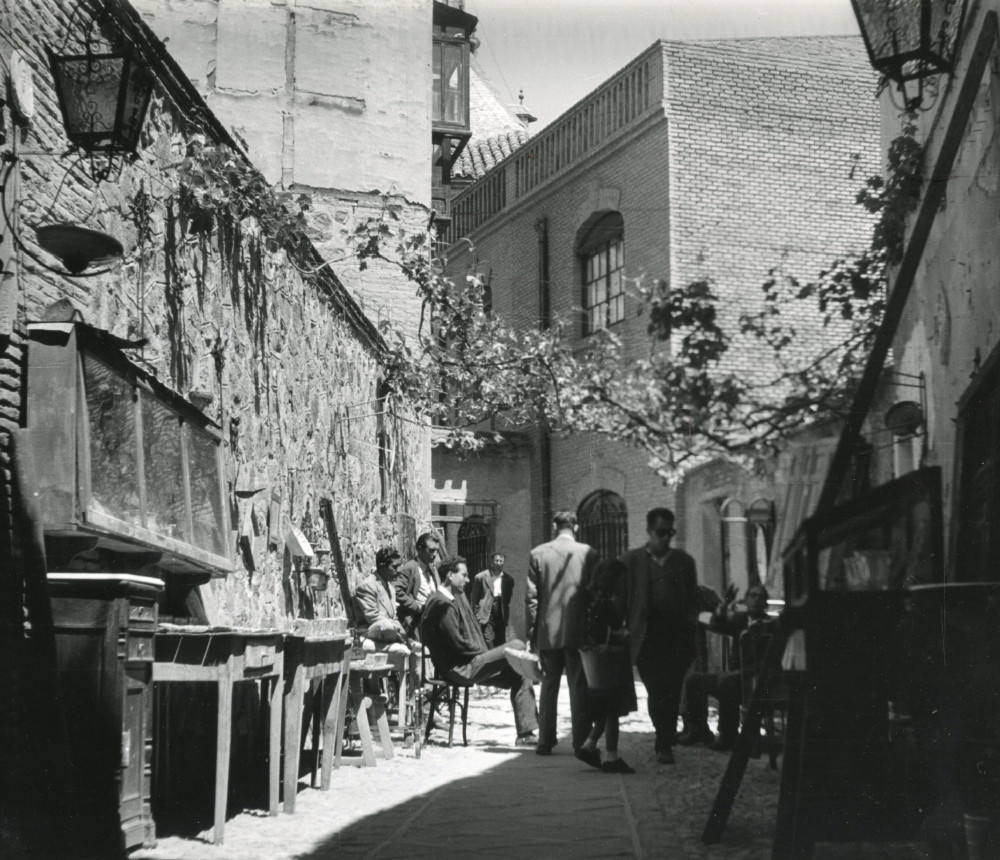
[282,634,350,813]
[153,627,285,845]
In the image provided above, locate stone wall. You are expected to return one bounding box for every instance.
[4,0,428,629]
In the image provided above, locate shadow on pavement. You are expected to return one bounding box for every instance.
[293,728,780,860]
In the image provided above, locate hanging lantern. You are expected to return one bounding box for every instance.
[851,0,968,108]
[47,46,153,154]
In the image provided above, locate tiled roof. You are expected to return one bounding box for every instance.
[454,57,532,180]
[455,128,530,180]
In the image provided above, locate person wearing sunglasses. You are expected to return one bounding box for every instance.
[621,508,699,765]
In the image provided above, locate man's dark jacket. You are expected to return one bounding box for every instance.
[420,587,487,676]
[469,570,514,633]
[393,558,439,629]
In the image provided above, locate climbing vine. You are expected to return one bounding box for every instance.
[354,119,925,480]
[173,134,312,254]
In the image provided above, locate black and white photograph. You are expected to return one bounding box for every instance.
[1,0,998,857]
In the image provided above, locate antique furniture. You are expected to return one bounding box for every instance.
[282,633,350,812]
[704,467,943,851]
[48,572,163,855]
[27,321,229,576]
[153,627,285,844]
[772,466,943,855]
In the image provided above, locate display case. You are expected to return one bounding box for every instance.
[773,467,944,852]
[27,322,230,575]
[783,466,942,606]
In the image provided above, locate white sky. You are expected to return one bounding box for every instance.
[469,0,861,129]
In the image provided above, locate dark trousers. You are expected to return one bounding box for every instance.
[538,647,589,750]
[683,670,742,742]
[636,639,693,752]
[445,639,538,737]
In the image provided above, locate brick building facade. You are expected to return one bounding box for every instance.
[441,37,880,623]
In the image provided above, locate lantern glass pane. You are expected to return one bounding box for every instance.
[55,55,125,145]
[853,0,964,81]
[116,59,152,150]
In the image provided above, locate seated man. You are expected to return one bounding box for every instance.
[394,531,441,637]
[354,547,411,652]
[678,583,776,752]
[420,556,538,746]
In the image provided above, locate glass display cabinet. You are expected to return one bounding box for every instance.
[27,322,230,575]
[774,466,944,853]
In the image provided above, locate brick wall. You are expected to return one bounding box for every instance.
[438,36,881,577]
[664,37,881,378]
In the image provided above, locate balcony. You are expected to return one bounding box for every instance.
[450,42,666,242]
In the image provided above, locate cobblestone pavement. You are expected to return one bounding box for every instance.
[135,684,929,860]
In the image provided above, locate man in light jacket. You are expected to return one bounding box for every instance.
[527,510,599,761]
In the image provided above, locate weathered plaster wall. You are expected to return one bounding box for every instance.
[885,13,1000,559]
[131,0,432,332]
[6,0,427,630]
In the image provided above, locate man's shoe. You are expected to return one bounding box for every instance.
[575,747,603,770]
[710,737,735,753]
[678,725,715,746]
[602,758,636,774]
[656,748,675,765]
[515,733,536,747]
[535,744,554,756]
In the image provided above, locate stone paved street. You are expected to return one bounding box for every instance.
[133,682,918,860]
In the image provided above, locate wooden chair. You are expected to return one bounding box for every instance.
[738,626,788,770]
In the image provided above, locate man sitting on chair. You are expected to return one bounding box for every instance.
[421,556,538,746]
[354,547,413,653]
[678,583,776,752]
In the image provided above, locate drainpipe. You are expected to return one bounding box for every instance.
[535,217,552,540]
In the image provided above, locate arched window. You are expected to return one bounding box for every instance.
[577,490,628,559]
[576,211,625,335]
[457,515,493,574]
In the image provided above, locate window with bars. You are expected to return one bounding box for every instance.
[577,489,628,560]
[578,212,625,336]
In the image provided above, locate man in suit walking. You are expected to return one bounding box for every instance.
[527,511,599,762]
[621,507,699,765]
[469,552,514,647]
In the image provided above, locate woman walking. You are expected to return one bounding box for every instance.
[576,558,637,773]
